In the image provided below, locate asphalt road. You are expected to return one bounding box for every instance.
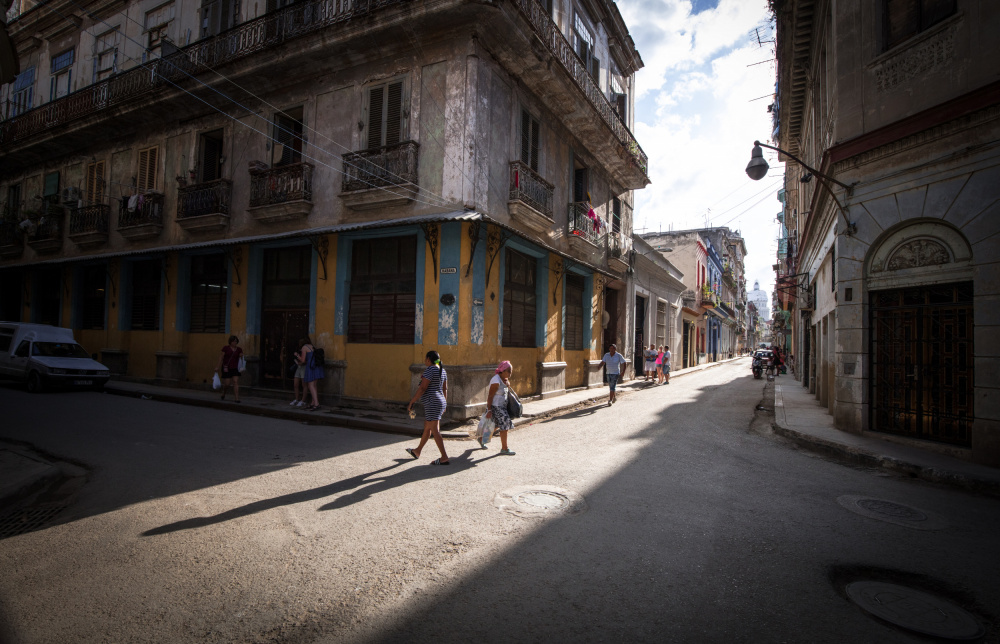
[0,361,997,644]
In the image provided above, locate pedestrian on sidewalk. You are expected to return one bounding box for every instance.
[644,344,657,381]
[662,345,671,384]
[300,338,324,410]
[215,335,243,403]
[655,345,665,384]
[485,361,516,455]
[601,344,628,406]
[405,351,450,465]
[290,338,308,408]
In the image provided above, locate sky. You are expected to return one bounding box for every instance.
[618,0,784,307]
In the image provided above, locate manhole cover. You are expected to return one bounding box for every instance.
[494,485,587,518]
[837,495,947,530]
[846,581,984,640]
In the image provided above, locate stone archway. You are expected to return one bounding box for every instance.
[866,221,974,446]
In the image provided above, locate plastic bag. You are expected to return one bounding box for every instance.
[212,372,222,390]
[475,412,495,446]
[238,356,246,373]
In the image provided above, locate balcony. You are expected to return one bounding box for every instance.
[0,0,409,158]
[607,233,629,274]
[507,161,554,233]
[25,206,64,254]
[0,218,23,258]
[700,284,718,309]
[249,163,314,223]
[504,0,649,188]
[177,179,232,232]
[118,193,165,241]
[340,142,419,211]
[567,202,605,254]
[68,204,110,248]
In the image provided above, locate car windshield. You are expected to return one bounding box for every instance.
[31,342,91,359]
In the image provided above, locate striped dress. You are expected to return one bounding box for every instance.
[420,365,447,421]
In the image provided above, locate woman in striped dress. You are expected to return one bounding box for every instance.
[405,350,450,465]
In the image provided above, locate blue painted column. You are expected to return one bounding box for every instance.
[438,222,461,345]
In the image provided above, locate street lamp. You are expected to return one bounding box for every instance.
[745,140,857,235]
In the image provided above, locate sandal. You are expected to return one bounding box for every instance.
[307,405,319,411]
[430,458,450,465]
[405,448,418,459]
[500,449,516,456]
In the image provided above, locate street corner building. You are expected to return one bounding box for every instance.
[770,0,1000,465]
[0,0,650,420]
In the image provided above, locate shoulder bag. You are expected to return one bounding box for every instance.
[506,389,523,419]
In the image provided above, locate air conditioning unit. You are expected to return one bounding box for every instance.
[61,187,81,205]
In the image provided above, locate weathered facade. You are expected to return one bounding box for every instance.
[627,234,685,375]
[772,0,1000,465]
[0,0,648,419]
[640,227,748,368]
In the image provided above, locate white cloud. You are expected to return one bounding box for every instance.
[625,0,782,300]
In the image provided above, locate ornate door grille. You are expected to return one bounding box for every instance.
[869,281,973,446]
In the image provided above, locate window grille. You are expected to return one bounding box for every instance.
[565,274,585,351]
[189,254,228,333]
[503,249,537,348]
[348,236,417,344]
[130,260,161,331]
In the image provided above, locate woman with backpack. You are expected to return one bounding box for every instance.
[405,351,450,465]
[485,360,516,455]
[300,337,324,411]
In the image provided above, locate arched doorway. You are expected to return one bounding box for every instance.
[866,221,973,446]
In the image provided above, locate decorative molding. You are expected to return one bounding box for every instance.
[870,22,957,93]
[832,103,1000,173]
[419,223,440,284]
[885,239,949,271]
[465,219,481,278]
[308,235,330,281]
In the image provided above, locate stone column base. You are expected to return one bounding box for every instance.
[410,362,496,421]
[101,349,129,376]
[537,361,567,399]
[155,352,187,382]
[585,359,604,388]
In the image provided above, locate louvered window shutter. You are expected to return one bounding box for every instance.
[530,119,540,171]
[87,161,105,204]
[367,85,384,150]
[385,81,403,146]
[147,147,158,191]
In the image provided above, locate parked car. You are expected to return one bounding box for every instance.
[0,323,111,393]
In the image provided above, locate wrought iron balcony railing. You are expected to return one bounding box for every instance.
[0,218,22,248]
[26,207,63,242]
[0,0,410,147]
[508,161,554,218]
[178,179,232,218]
[341,141,419,193]
[250,162,313,207]
[510,0,648,178]
[567,202,605,246]
[70,204,110,235]
[609,233,627,260]
[118,193,165,228]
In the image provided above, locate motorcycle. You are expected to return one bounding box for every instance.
[751,356,763,379]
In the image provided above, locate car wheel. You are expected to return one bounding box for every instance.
[27,371,43,394]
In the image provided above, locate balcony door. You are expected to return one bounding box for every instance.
[260,246,311,389]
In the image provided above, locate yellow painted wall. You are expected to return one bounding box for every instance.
[344,343,417,400]
[106,259,125,348]
[77,330,107,358]
[161,252,184,354]
[565,349,586,388]
[544,255,563,364]
[128,331,159,378]
[503,347,540,395]
[188,333,228,384]
[312,235,338,358]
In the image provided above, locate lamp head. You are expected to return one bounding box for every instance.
[745,141,769,181]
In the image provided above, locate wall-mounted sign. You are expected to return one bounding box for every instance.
[473,298,484,306]
[440,267,457,274]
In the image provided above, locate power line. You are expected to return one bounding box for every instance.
[38,0,457,211]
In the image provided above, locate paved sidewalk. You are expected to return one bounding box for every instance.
[774,381,1000,498]
[103,356,744,438]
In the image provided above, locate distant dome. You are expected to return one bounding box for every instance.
[753,280,760,290]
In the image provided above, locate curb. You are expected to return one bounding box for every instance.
[771,417,1000,500]
[103,386,462,438]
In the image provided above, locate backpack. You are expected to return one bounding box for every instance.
[311,347,325,368]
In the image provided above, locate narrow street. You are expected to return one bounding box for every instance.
[1,360,998,643]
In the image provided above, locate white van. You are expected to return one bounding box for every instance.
[0,323,111,393]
